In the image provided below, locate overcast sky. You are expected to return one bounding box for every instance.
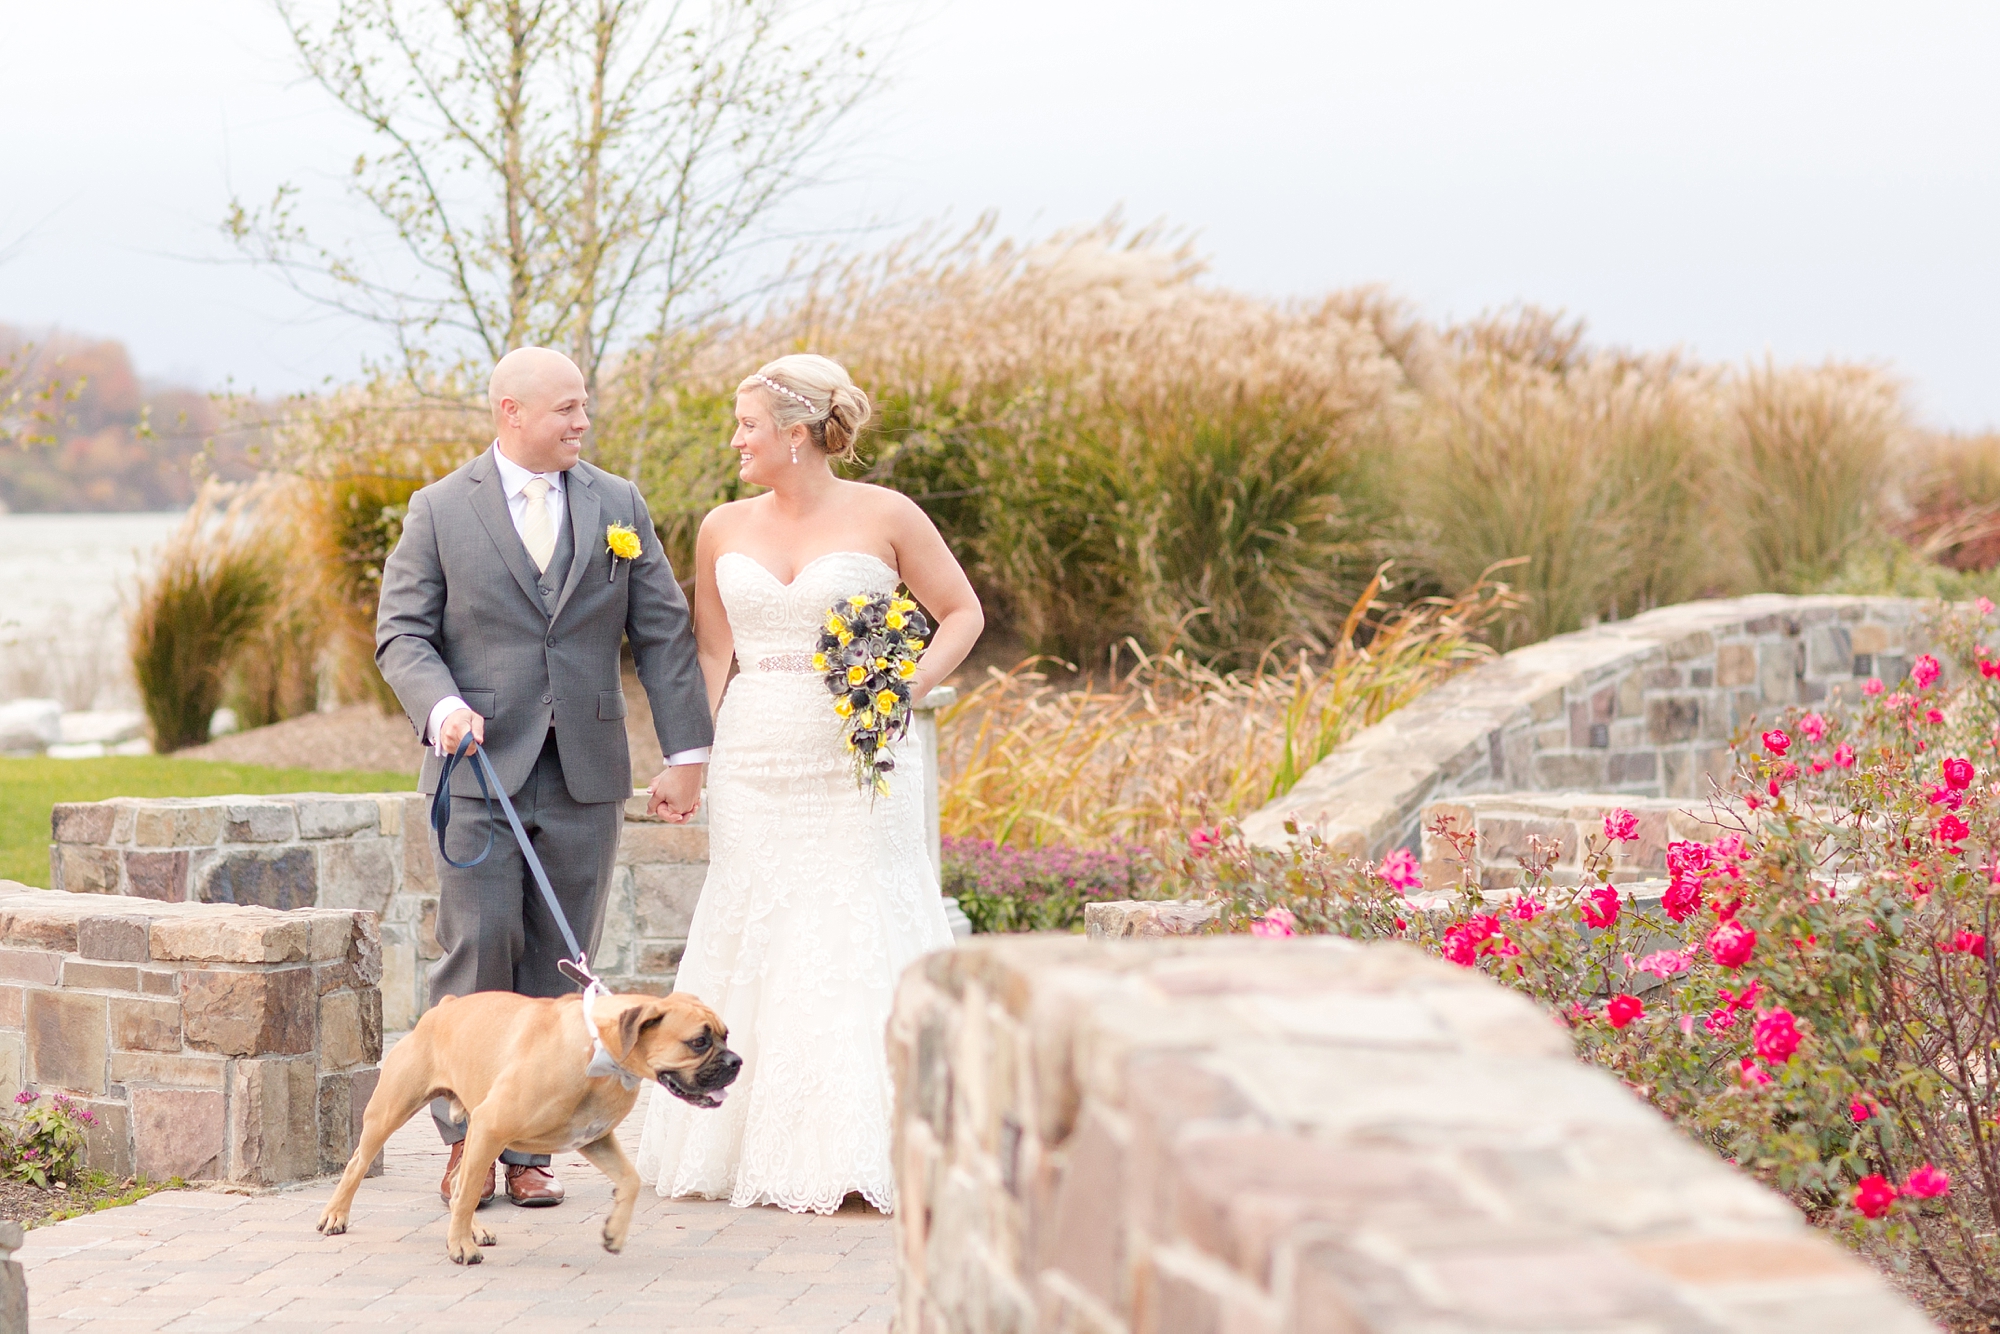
[3,1,1996,428]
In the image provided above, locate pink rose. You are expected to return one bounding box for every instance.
[1706,919,1757,969]
[1625,948,1695,980]
[1379,847,1423,894]
[1944,757,1976,790]
[1849,1100,1873,1124]
[1799,712,1827,743]
[1605,994,1643,1029]
[1904,1164,1951,1200]
[1187,826,1223,856]
[1936,813,1971,847]
[1250,907,1296,939]
[1753,1008,1801,1063]
[1862,677,1885,697]
[1738,1056,1773,1088]
[1579,884,1621,930]
[1440,926,1476,967]
[1761,728,1790,756]
[1854,1174,1898,1218]
[1981,597,1996,615]
[1945,930,1988,959]
[1833,743,1856,768]
[1913,654,1942,689]
[1602,808,1639,843]
[1507,895,1543,922]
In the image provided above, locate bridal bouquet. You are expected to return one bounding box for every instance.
[815,589,932,796]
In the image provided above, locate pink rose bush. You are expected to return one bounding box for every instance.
[1172,604,2000,1301]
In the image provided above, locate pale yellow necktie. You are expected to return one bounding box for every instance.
[520,475,556,573]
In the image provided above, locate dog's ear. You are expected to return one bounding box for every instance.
[613,1000,668,1058]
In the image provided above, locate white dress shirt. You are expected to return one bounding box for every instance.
[426,442,709,770]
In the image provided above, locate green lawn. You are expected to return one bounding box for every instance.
[0,757,415,889]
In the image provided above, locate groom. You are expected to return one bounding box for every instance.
[376,346,712,1208]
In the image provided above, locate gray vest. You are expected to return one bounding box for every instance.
[536,510,574,615]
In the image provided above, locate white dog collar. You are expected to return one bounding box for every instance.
[582,981,640,1090]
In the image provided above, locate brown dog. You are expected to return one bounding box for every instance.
[316,989,740,1264]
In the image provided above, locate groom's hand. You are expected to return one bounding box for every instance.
[648,763,703,824]
[438,708,485,755]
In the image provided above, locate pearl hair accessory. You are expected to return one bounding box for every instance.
[755,374,819,413]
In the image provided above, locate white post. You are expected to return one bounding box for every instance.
[911,686,969,937]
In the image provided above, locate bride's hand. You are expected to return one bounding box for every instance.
[648,764,703,824]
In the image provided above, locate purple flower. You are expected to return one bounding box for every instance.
[12,1091,34,1106]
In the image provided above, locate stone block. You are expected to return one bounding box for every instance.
[417,897,442,959]
[1083,901,1221,940]
[620,821,709,864]
[1715,643,1757,687]
[62,960,140,991]
[197,847,317,910]
[1645,696,1701,745]
[229,1055,319,1185]
[151,910,309,964]
[402,797,439,895]
[0,902,83,953]
[309,912,354,963]
[27,989,107,1094]
[110,1050,227,1089]
[318,1069,356,1173]
[380,924,418,1033]
[50,801,116,845]
[1530,751,1607,790]
[132,803,225,848]
[373,794,403,837]
[1877,655,1911,688]
[294,796,380,839]
[141,968,176,996]
[51,844,121,895]
[319,989,366,1069]
[633,863,706,939]
[636,941,685,976]
[110,996,182,1052]
[1616,673,1643,717]
[0,988,19,1028]
[351,1065,384,1178]
[1759,642,1800,705]
[1806,625,1853,678]
[1476,816,1576,871]
[1689,666,1714,688]
[1851,622,1891,655]
[78,914,149,961]
[1607,751,1658,785]
[0,950,60,986]
[318,838,397,915]
[124,849,189,901]
[0,1033,21,1104]
[1665,630,1714,661]
[76,1095,131,1177]
[182,966,315,1056]
[132,1087,226,1181]
[222,800,298,843]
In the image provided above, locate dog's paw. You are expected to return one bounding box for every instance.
[602,1224,625,1254]
[446,1232,485,1265]
[315,1208,348,1236]
[472,1223,497,1247]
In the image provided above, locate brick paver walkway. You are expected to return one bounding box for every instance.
[21,1081,894,1332]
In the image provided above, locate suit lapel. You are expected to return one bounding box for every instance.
[550,464,600,624]
[467,450,550,615]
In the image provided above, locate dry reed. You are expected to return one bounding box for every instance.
[936,566,1519,853]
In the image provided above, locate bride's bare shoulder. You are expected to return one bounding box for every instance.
[836,480,925,520]
[699,496,763,533]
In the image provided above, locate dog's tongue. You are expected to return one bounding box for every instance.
[706,1087,729,1106]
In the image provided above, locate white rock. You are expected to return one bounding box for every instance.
[209,707,239,738]
[58,710,147,745]
[0,698,62,751]
[46,742,106,760]
[109,737,153,756]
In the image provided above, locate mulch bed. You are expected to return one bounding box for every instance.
[0,1175,178,1228]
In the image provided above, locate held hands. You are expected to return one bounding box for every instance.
[648,763,704,824]
[439,708,485,755]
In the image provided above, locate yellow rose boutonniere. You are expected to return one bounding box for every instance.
[605,523,641,580]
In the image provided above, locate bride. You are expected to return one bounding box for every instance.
[635,354,982,1214]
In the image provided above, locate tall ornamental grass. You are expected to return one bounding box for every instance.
[129,484,281,751]
[936,568,1517,853]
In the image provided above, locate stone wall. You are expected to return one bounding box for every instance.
[1243,594,1928,857]
[1417,791,1740,891]
[0,885,382,1186]
[48,792,705,1033]
[887,934,1930,1334]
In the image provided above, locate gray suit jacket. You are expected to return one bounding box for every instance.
[375,449,712,804]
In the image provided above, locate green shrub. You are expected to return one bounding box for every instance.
[6,1092,94,1188]
[940,836,1154,932]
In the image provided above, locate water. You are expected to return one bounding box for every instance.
[0,511,185,708]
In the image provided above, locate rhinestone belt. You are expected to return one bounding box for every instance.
[754,651,817,674]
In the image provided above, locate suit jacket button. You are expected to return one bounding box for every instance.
[546,636,555,647]
[538,586,551,596]
[542,694,553,704]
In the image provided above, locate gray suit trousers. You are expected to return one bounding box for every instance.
[428,730,621,1163]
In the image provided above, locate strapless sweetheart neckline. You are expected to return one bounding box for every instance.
[716,549,896,589]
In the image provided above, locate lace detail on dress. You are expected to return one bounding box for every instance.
[753,650,815,674]
[635,550,955,1215]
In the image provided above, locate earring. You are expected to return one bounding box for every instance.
[791,439,799,464]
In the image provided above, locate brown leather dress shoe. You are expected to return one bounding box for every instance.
[505,1163,565,1207]
[439,1141,497,1208]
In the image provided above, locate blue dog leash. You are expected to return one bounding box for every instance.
[431,733,598,992]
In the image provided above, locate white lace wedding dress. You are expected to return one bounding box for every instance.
[635,550,955,1214]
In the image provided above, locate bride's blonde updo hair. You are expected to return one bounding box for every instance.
[739,354,872,464]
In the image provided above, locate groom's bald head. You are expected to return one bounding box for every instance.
[490,347,589,473]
